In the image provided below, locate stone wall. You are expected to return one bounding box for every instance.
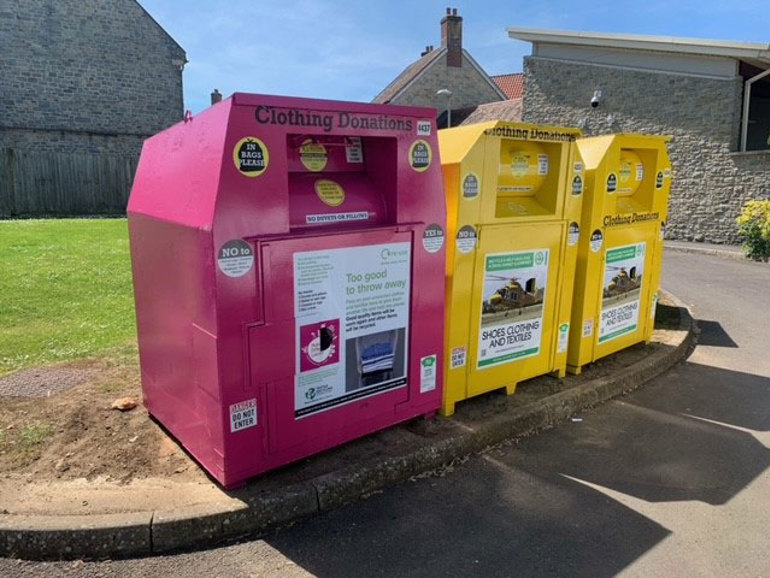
[523,56,770,244]
[0,0,185,155]
[390,52,503,110]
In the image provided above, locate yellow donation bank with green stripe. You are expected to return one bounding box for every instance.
[438,121,585,416]
[568,134,672,374]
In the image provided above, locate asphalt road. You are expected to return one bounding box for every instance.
[3,250,769,577]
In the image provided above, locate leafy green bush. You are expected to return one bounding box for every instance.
[736,200,770,262]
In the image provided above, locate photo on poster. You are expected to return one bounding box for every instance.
[477,250,549,369]
[599,243,646,343]
[481,257,546,328]
[345,328,406,392]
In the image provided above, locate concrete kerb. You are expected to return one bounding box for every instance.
[0,292,696,560]
[665,241,747,262]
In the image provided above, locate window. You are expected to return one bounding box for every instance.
[740,62,770,152]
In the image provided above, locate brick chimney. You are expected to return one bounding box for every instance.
[441,8,462,67]
[211,89,222,105]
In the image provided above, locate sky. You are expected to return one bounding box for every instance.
[138,0,769,114]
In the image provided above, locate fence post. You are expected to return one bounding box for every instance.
[0,148,16,218]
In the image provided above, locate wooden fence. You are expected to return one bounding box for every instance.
[0,148,139,217]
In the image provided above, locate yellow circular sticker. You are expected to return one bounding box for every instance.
[315,179,345,207]
[511,153,530,177]
[299,140,328,172]
[233,137,269,177]
[409,140,432,172]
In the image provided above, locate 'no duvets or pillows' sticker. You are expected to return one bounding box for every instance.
[422,224,445,254]
[299,140,328,172]
[233,137,269,177]
[218,240,254,278]
[409,140,432,172]
[315,179,346,207]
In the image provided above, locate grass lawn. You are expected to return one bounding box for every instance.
[0,218,136,375]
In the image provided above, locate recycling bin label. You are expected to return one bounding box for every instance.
[477,249,549,368]
[599,243,646,343]
[294,243,411,417]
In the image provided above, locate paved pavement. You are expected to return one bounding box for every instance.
[3,249,768,577]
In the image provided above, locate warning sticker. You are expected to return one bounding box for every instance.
[218,240,254,278]
[590,229,603,253]
[315,179,345,207]
[568,222,580,246]
[655,171,664,189]
[557,322,570,353]
[463,173,480,199]
[451,346,466,369]
[409,140,432,172]
[599,243,646,344]
[422,224,445,254]
[607,173,618,193]
[456,225,477,254]
[346,137,363,164]
[583,319,594,338]
[300,140,328,172]
[636,163,644,182]
[233,137,269,177]
[420,355,437,393]
[538,154,549,175]
[230,399,257,433]
[574,162,584,174]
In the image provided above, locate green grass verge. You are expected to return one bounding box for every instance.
[0,218,136,375]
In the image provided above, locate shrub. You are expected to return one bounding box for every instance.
[736,200,770,262]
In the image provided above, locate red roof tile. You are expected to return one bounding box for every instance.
[491,73,525,99]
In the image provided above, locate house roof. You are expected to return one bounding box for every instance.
[373,48,446,104]
[507,27,770,68]
[458,99,523,125]
[490,73,524,99]
[133,0,186,58]
[373,48,506,104]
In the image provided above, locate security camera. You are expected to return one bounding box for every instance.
[591,90,602,108]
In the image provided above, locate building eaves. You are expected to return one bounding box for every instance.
[507,27,770,66]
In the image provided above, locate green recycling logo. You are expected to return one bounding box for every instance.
[422,356,436,367]
[535,252,545,265]
[559,323,569,333]
[305,387,317,401]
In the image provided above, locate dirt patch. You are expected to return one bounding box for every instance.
[0,357,204,485]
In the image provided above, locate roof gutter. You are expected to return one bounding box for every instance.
[507,27,770,63]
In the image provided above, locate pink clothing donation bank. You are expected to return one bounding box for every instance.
[127,93,447,488]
